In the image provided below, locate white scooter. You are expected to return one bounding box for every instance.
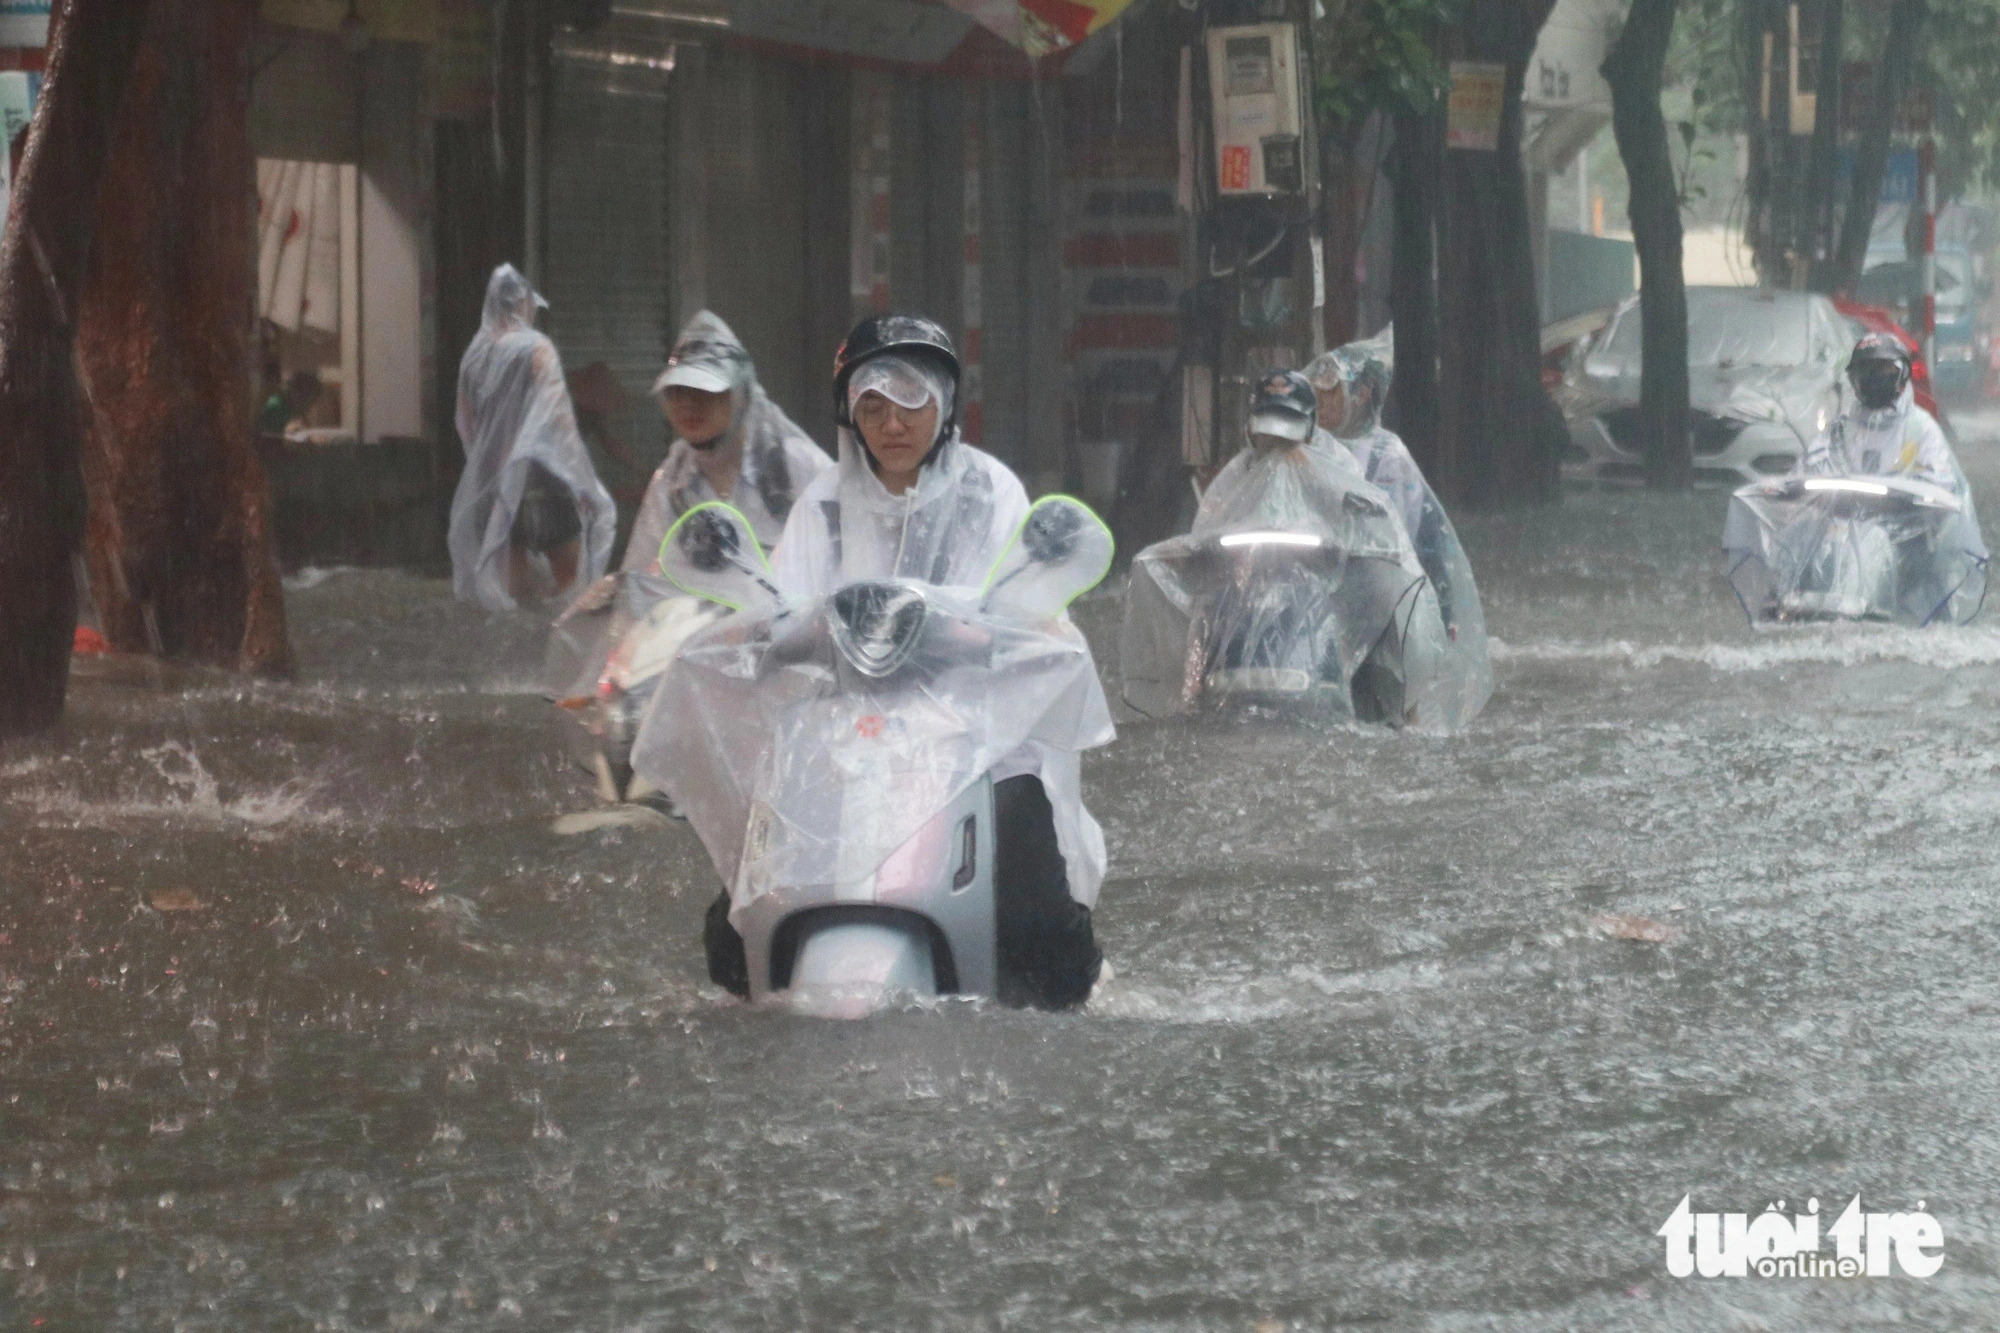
[633,496,1114,1017]
[1724,473,1989,626]
[546,572,728,806]
[1121,514,1460,727]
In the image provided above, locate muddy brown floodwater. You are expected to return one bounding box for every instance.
[7,420,2000,1329]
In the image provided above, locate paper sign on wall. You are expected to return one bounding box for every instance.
[1446,61,1507,152]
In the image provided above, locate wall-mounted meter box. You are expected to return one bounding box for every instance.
[1205,23,1304,197]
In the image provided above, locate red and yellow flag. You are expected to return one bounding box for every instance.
[942,0,1138,57]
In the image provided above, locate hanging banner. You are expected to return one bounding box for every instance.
[1445,61,1507,152]
[0,1,48,48]
[942,0,1138,57]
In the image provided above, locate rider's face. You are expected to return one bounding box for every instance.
[854,391,938,493]
[1316,382,1345,431]
[662,385,733,445]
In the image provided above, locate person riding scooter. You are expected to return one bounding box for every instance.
[1724,333,1988,625]
[1120,370,1493,730]
[545,314,832,804]
[678,314,1111,1010]
[1804,333,1966,493]
[1306,339,1485,647]
[628,311,833,588]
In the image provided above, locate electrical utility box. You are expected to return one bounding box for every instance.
[1205,23,1305,197]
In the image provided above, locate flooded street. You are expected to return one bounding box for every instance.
[8,421,2000,1329]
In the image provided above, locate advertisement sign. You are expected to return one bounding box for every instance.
[1446,62,1507,152]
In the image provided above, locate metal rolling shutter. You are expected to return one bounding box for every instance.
[699,46,815,430]
[542,55,672,478]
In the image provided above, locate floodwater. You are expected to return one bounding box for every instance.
[7,420,2000,1330]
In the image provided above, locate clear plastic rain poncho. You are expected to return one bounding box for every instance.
[629,496,1116,927]
[769,356,1025,597]
[1307,338,1491,660]
[1725,388,1988,625]
[1120,424,1492,731]
[449,265,616,611]
[544,312,831,701]
[747,358,1112,903]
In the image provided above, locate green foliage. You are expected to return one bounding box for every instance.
[1311,0,1463,133]
[1923,0,2000,192]
[1667,0,1745,135]
[1674,115,1718,210]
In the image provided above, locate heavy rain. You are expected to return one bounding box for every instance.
[3,0,1999,1328]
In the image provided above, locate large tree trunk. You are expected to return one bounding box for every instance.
[1432,0,1567,509]
[1387,105,1443,474]
[1800,0,1843,284]
[1830,0,1924,295]
[1603,0,1690,488]
[1739,0,1780,278]
[1321,119,1387,349]
[0,0,152,738]
[77,0,290,674]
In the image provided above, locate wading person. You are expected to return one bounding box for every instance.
[449,264,614,611]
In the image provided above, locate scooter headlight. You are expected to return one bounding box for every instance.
[828,582,929,678]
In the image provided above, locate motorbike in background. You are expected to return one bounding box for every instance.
[1724,474,1988,626]
[1120,488,1489,732]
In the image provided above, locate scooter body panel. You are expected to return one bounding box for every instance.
[736,776,997,1011]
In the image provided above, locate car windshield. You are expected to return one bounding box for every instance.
[1599,291,1812,371]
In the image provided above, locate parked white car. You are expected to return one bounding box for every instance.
[1557,287,1855,486]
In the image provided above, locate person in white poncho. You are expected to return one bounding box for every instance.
[1802,333,1967,494]
[1305,337,1484,644]
[448,265,615,611]
[625,311,832,586]
[702,314,1109,1008]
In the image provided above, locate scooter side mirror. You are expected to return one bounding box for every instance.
[981,495,1114,621]
[660,501,780,613]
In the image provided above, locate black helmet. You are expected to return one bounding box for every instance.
[1848,331,1912,411]
[832,314,962,431]
[1247,369,1317,443]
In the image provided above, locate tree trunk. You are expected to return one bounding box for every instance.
[1739,0,1780,278]
[1432,0,1568,509]
[1801,0,1842,284]
[0,0,152,738]
[1830,0,1925,294]
[1387,105,1442,474]
[1603,0,1690,488]
[1320,129,1365,349]
[76,0,290,674]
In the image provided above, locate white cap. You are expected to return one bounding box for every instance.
[653,327,750,397]
[654,360,734,395]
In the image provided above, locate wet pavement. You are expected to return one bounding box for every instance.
[6,416,2000,1328]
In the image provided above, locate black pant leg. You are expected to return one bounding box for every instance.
[992,774,1101,1010]
[703,891,750,998]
